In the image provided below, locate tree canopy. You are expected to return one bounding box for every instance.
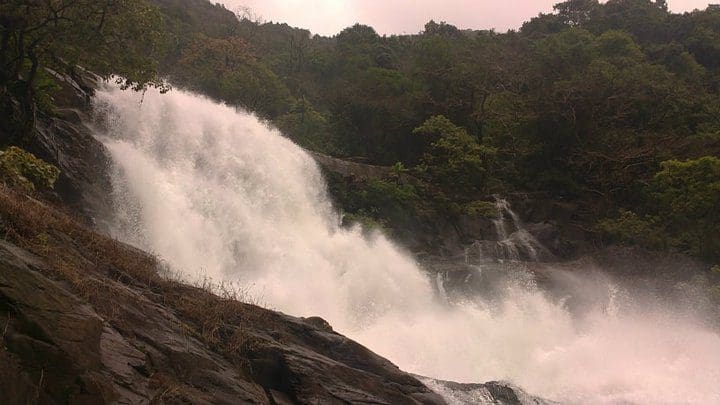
[1,0,166,142]
[2,0,720,259]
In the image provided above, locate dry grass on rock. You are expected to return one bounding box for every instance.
[0,183,269,369]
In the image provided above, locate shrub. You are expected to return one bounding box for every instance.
[596,209,666,249]
[0,147,60,192]
[464,200,499,218]
[413,115,498,196]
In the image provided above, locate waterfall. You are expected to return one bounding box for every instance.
[92,85,720,405]
[467,197,549,264]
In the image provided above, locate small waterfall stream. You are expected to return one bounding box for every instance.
[92,84,720,405]
[466,196,549,264]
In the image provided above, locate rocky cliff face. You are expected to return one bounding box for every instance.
[23,69,114,230]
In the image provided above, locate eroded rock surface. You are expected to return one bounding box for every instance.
[25,70,114,230]
[0,239,444,404]
[421,378,557,405]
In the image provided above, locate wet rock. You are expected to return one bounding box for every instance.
[420,377,556,405]
[29,109,114,226]
[522,222,579,259]
[0,240,140,403]
[302,316,333,331]
[506,193,577,225]
[456,214,497,243]
[25,70,114,229]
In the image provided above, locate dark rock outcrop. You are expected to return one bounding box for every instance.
[420,378,557,405]
[310,151,394,180]
[314,156,592,259]
[24,69,114,229]
[0,238,445,404]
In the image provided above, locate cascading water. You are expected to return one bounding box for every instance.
[92,85,720,404]
[466,196,549,264]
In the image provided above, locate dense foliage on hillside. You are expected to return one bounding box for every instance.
[153,0,720,258]
[0,0,166,142]
[2,0,719,260]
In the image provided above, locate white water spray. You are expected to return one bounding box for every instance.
[93,85,720,404]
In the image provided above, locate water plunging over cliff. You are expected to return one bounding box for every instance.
[93,85,720,404]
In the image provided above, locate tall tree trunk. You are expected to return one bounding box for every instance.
[17,46,39,145]
[0,30,10,82]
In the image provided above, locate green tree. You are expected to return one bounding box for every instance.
[276,99,335,153]
[174,34,291,118]
[650,157,720,258]
[335,24,380,70]
[413,115,498,196]
[1,0,165,142]
[598,157,720,259]
[554,0,601,27]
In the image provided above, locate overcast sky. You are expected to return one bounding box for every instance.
[218,0,713,36]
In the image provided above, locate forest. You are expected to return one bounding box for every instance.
[2,0,720,260]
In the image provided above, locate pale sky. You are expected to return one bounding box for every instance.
[219,0,714,36]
